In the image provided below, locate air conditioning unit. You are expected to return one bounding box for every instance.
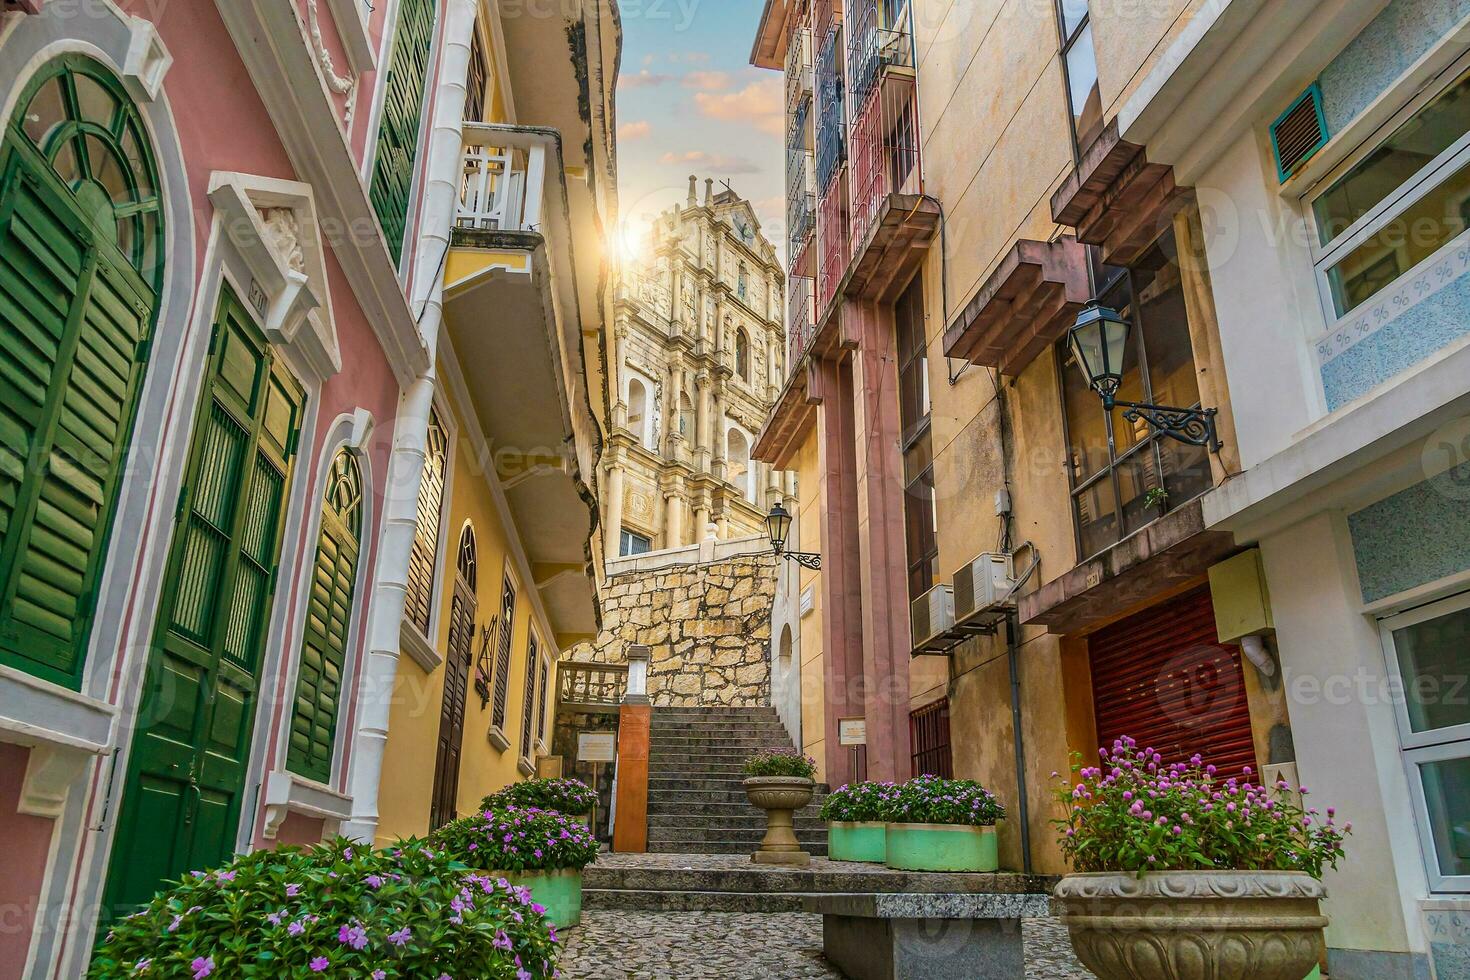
[910,584,955,650]
[953,553,1016,621]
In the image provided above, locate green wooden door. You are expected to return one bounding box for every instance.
[0,57,162,689]
[102,286,305,920]
[286,449,363,784]
[369,0,438,265]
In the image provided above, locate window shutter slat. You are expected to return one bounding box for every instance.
[369,0,437,265]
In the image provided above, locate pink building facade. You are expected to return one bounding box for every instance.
[0,0,445,974]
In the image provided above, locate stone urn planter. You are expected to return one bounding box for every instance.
[744,776,815,866]
[1054,871,1328,980]
[827,820,886,863]
[884,822,998,872]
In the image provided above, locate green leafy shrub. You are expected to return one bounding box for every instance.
[742,749,818,780]
[481,777,598,817]
[1056,737,1350,877]
[433,805,600,874]
[90,837,559,979]
[820,781,897,822]
[879,774,1005,826]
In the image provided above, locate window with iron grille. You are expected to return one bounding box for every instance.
[910,698,953,778]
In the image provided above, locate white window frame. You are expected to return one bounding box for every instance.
[1379,590,1470,893]
[1305,51,1470,328]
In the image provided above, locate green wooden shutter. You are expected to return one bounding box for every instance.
[491,575,516,730]
[287,451,362,783]
[0,115,158,688]
[519,631,538,759]
[102,285,305,922]
[369,0,438,265]
[403,407,446,634]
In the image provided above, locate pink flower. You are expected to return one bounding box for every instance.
[310,958,329,972]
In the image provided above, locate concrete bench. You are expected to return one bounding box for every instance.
[802,892,1055,980]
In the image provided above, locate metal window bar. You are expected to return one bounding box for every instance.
[787,275,815,370]
[815,26,846,193]
[817,177,849,314]
[910,698,954,778]
[786,26,813,117]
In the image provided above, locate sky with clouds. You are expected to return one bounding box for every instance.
[615,0,784,255]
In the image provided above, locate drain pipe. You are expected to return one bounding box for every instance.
[1006,610,1032,875]
[342,0,477,843]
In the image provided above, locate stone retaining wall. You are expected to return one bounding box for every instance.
[567,554,778,707]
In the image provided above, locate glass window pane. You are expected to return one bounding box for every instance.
[903,428,932,486]
[1392,605,1470,733]
[1063,348,1109,482]
[1074,477,1119,558]
[122,124,155,201]
[73,73,118,129]
[1324,155,1470,316]
[1066,24,1103,150]
[85,134,128,205]
[21,75,67,148]
[1315,67,1470,247]
[1419,755,1470,879]
[1159,436,1211,512]
[1115,444,1162,537]
[1132,231,1201,408]
[1059,0,1089,38]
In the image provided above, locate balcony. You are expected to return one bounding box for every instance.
[787,274,815,370]
[786,26,813,117]
[848,73,920,253]
[817,177,849,315]
[557,661,628,712]
[444,123,600,643]
[846,0,913,122]
[787,138,816,273]
[815,27,846,193]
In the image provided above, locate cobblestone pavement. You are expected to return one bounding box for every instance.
[557,911,1095,979]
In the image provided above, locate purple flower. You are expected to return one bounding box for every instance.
[133,959,152,974]
[339,922,369,950]
[310,958,329,973]
[494,930,513,951]
[389,926,412,946]
[191,957,214,980]
[286,883,302,897]
[289,920,306,936]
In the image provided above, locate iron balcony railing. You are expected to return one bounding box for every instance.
[786,26,813,117]
[456,123,551,232]
[847,0,914,120]
[848,77,921,249]
[817,177,848,314]
[815,26,846,193]
[787,274,815,371]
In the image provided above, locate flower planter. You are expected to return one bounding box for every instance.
[500,868,584,929]
[743,776,815,866]
[884,822,998,872]
[1054,871,1328,980]
[827,821,886,863]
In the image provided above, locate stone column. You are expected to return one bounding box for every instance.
[664,491,684,549]
[812,356,865,789]
[605,458,625,558]
[848,300,912,783]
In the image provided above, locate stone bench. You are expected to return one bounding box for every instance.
[802,891,1055,980]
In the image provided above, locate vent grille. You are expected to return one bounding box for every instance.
[1270,85,1328,181]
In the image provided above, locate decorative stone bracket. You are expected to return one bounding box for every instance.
[262,769,353,839]
[208,171,344,381]
[0,667,116,819]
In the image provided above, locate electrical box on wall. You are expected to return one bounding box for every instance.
[1209,549,1274,642]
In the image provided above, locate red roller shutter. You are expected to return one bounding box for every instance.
[1088,586,1258,777]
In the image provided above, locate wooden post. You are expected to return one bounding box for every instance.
[612,703,650,853]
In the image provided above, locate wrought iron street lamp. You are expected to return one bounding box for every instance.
[766,501,822,570]
[1068,303,1222,451]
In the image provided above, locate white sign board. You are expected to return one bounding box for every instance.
[578,731,616,763]
[838,717,866,746]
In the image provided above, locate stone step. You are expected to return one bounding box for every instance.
[582,888,808,913]
[646,826,827,845]
[583,862,1056,897]
[646,753,783,768]
[646,799,827,815]
[646,840,830,856]
[649,709,781,722]
[648,735,795,748]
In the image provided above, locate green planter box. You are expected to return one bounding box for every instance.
[884,823,998,872]
[828,821,886,863]
[500,868,583,929]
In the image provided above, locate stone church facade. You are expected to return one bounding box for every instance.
[604,177,793,556]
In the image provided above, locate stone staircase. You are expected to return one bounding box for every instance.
[646,706,829,857]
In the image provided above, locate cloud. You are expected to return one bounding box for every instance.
[668,51,711,64]
[620,69,673,89]
[658,150,762,175]
[619,120,653,140]
[681,70,732,92]
[693,79,784,136]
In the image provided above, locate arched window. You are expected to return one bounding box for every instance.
[431,521,478,828]
[288,449,364,783]
[735,328,751,381]
[627,375,650,448]
[404,408,448,634]
[0,55,164,687]
[726,426,755,503]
